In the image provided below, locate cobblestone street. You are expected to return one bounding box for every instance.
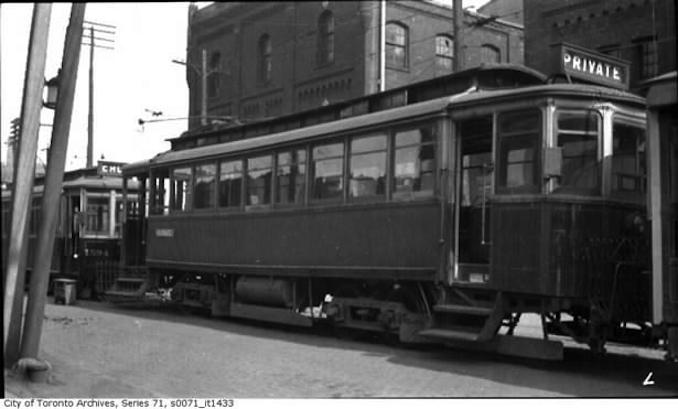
[5,300,677,398]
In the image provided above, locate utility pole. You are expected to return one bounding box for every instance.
[20,3,86,362]
[453,0,465,72]
[82,20,115,168]
[3,3,52,367]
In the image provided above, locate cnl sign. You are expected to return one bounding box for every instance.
[97,160,125,177]
[555,43,630,90]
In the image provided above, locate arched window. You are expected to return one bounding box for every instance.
[317,10,334,66]
[480,44,501,64]
[435,35,454,73]
[258,34,272,83]
[207,52,221,98]
[385,22,408,68]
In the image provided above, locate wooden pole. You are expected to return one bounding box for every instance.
[453,0,464,72]
[201,48,207,126]
[87,26,94,168]
[3,3,52,367]
[20,3,86,361]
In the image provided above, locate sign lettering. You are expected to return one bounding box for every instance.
[555,43,630,90]
[97,160,126,177]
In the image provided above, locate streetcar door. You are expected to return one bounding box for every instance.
[455,116,493,284]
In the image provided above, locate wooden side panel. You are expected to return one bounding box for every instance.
[490,202,541,293]
[146,201,441,278]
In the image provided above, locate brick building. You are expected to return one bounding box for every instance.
[184,1,524,129]
[524,0,676,92]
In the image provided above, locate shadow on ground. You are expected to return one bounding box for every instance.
[55,299,678,397]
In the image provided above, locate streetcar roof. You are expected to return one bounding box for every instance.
[125,83,646,172]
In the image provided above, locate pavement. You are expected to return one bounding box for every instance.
[3,298,676,398]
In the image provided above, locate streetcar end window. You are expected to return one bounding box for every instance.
[611,122,646,201]
[496,109,541,194]
[553,110,601,195]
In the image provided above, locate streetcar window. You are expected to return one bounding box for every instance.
[84,196,109,236]
[349,134,387,201]
[247,155,273,207]
[312,141,344,202]
[171,167,193,212]
[193,163,216,209]
[276,149,306,205]
[218,159,243,208]
[554,111,601,195]
[393,125,436,199]
[612,122,646,199]
[497,109,541,193]
[151,171,170,215]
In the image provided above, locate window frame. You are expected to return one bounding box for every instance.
[274,146,308,207]
[317,10,335,67]
[193,161,217,210]
[258,34,272,84]
[310,139,346,204]
[218,158,244,210]
[552,109,603,196]
[495,108,542,195]
[610,117,647,202]
[435,34,455,73]
[385,22,409,70]
[245,154,274,209]
[348,133,388,203]
[391,121,438,200]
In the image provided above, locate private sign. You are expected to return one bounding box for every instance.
[557,43,630,90]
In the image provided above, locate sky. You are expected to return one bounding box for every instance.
[1,1,490,171]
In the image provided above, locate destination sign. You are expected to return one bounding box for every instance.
[555,43,630,90]
[97,160,125,177]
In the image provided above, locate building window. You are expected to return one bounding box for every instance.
[171,167,193,211]
[386,22,408,69]
[480,44,501,64]
[311,141,344,202]
[554,111,601,195]
[258,34,272,83]
[276,149,306,205]
[635,36,658,79]
[598,44,621,59]
[349,134,387,201]
[247,155,273,207]
[393,125,436,199]
[194,163,216,209]
[317,11,334,66]
[218,159,243,208]
[435,35,454,73]
[496,109,541,193]
[207,52,221,99]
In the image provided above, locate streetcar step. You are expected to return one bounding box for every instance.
[433,304,493,316]
[418,328,479,342]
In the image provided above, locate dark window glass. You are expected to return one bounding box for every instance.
[312,142,344,202]
[435,35,454,73]
[394,125,436,198]
[85,196,110,235]
[258,34,272,83]
[349,134,387,200]
[317,11,334,66]
[207,52,221,98]
[612,122,646,198]
[218,160,242,208]
[171,167,192,211]
[276,149,306,205]
[194,163,216,209]
[635,37,658,79]
[497,109,541,193]
[247,155,272,206]
[555,111,601,194]
[386,23,408,68]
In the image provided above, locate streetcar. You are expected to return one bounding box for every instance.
[1,161,138,298]
[112,63,676,360]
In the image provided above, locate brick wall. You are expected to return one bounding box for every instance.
[524,0,676,92]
